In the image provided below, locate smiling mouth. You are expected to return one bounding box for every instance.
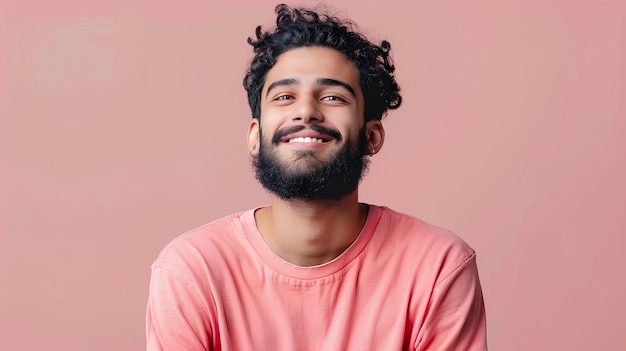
[272,125,342,145]
[287,137,328,144]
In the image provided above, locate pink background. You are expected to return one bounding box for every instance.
[1,0,625,350]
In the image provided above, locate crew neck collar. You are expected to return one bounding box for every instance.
[240,204,382,280]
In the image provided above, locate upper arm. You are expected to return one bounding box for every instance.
[414,254,487,351]
[146,265,214,351]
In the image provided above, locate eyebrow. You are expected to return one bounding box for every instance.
[265,77,356,98]
[317,78,356,97]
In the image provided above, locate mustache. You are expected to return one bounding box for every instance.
[271,125,343,144]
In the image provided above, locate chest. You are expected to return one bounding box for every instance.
[208,264,428,351]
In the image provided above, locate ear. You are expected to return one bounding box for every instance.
[365,120,385,155]
[247,118,260,156]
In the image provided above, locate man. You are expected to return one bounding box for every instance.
[146,4,487,350]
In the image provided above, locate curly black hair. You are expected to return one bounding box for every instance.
[243,4,402,122]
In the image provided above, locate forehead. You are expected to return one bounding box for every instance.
[262,46,361,96]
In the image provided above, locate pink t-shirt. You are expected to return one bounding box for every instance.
[146,205,487,350]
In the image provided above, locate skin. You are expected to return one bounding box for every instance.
[247,46,385,267]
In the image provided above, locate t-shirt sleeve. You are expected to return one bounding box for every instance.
[146,264,213,351]
[414,253,488,351]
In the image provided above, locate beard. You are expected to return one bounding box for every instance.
[253,125,370,201]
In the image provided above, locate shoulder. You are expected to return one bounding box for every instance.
[152,209,256,279]
[370,205,477,284]
[375,205,474,252]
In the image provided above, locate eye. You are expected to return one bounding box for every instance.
[321,95,346,102]
[274,94,293,101]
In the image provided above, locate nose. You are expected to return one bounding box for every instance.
[293,95,323,123]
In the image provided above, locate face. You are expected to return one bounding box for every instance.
[248,46,384,200]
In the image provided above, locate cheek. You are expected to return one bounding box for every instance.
[258,126,279,149]
[343,119,365,138]
[259,111,284,132]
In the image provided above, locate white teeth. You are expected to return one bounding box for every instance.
[288,137,324,143]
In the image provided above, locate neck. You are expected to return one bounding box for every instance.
[254,192,368,267]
